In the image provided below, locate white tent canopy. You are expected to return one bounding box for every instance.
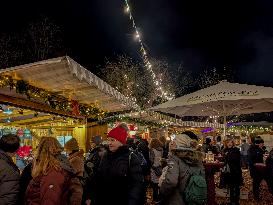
[151,81,273,117]
[0,56,138,112]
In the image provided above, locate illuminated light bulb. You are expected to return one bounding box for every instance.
[125,6,130,13]
[135,30,140,39]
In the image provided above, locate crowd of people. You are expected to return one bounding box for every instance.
[1,125,273,205]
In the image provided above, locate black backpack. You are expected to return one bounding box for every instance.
[81,147,103,186]
[129,147,151,176]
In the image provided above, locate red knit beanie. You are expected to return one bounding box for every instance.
[107,126,128,145]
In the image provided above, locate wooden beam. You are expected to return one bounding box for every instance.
[7,115,53,126]
[0,110,35,120]
[0,94,85,119]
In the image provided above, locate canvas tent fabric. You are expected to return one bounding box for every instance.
[151,81,273,117]
[0,56,138,112]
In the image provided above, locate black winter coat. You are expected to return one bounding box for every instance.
[92,146,145,205]
[248,145,264,178]
[136,141,151,176]
[83,145,106,203]
[19,163,32,202]
[266,151,273,194]
[222,147,243,186]
[0,150,20,205]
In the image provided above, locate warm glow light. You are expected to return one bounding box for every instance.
[123,0,174,101]
[125,6,130,13]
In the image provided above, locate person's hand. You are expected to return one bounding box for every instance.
[86,199,91,205]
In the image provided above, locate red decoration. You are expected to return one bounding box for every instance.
[16,145,32,158]
[128,124,135,131]
[17,129,24,137]
[71,100,80,116]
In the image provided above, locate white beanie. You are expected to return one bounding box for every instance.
[173,134,193,150]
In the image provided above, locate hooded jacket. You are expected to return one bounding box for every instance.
[91,145,145,205]
[150,147,163,183]
[0,150,20,205]
[159,149,205,205]
[68,150,84,177]
[25,154,82,205]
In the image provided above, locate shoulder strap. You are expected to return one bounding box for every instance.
[129,151,133,167]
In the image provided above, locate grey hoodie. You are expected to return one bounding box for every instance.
[159,149,205,205]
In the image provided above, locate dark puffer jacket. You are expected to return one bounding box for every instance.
[0,150,20,205]
[92,145,145,205]
[25,155,82,205]
[248,144,264,178]
[222,147,243,186]
[159,149,205,205]
[83,145,106,203]
[19,163,32,202]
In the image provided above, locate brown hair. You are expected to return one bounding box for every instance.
[150,138,163,149]
[32,137,63,178]
[159,135,167,143]
[0,134,20,153]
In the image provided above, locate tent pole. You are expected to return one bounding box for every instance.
[222,101,227,139]
[223,115,227,139]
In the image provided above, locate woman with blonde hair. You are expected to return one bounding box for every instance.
[24,137,82,205]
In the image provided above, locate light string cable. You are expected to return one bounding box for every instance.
[124,0,175,101]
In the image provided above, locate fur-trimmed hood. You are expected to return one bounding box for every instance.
[56,154,76,175]
[69,149,84,161]
[171,148,204,166]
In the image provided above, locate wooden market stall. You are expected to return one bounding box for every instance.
[0,56,136,153]
[95,110,224,142]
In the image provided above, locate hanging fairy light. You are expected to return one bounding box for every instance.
[135,30,140,39]
[123,0,174,101]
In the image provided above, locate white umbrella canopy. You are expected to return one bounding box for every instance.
[151,81,273,137]
[151,81,273,117]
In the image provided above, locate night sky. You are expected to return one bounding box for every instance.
[1,0,273,86]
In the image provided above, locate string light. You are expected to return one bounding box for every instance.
[123,0,174,101]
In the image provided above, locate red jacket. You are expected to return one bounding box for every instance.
[25,169,82,205]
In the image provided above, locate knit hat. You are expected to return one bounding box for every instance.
[107,126,128,145]
[64,138,79,152]
[254,137,264,145]
[173,134,194,150]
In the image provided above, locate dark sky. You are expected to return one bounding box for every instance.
[1,0,273,86]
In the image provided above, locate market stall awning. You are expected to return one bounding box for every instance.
[0,56,137,113]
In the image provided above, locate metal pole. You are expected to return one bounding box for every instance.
[223,115,227,139]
